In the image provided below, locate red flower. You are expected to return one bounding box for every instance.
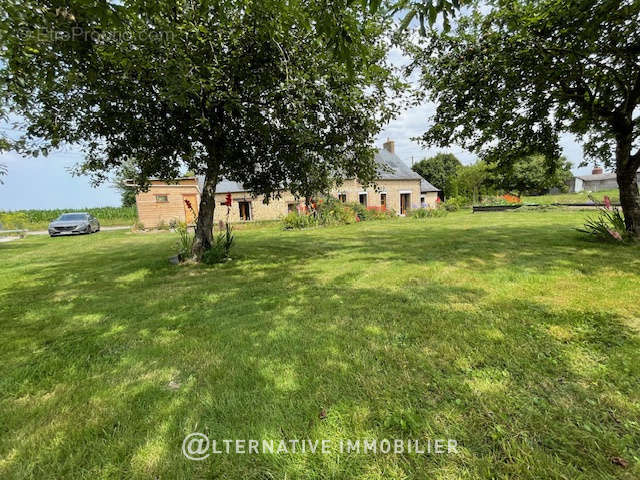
[225,193,232,207]
[604,195,611,210]
[184,199,192,209]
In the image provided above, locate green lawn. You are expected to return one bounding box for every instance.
[522,188,620,205]
[1,210,639,479]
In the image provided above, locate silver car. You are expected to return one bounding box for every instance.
[48,213,100,237]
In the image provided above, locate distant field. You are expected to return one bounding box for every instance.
[522,188,619,205]
[0,206,137,231]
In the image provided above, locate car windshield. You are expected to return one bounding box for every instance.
[57,214,88,221]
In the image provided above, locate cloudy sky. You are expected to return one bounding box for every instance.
[0,48,595,211]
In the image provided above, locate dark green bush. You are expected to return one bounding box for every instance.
[444,198,461,211]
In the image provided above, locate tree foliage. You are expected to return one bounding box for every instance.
[452,161,489,202]
[411,152,460,196]
[0,0,400,256]
[490,155,573,196]
[0,163,6,184]
[410,0,640,234]
[112,160,139,208]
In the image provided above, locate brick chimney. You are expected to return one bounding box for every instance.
[592,166,603,175]
[383,138,395,154]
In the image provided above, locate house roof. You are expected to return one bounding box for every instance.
[195,177,246,193]
[195,148,422,193]
[374,148,424,181]
[575,167,640,182]
[420,178,440,192]
[575,172,617,182]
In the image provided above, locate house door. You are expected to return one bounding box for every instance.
[400,193,410,215]
[238,201,251,221]
[183,194,198,224]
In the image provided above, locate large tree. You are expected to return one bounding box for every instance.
[410,0,640,235]
[411,152,461,196]
[0,0,399,257]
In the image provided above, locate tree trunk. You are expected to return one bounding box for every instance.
[615,134,640,237]
[192,165,220,259]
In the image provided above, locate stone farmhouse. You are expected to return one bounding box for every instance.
[134,140,440,228]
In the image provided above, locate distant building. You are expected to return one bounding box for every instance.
[133,140,440,228]
[568,167,640,193]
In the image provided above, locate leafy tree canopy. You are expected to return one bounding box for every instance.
[0,0,400,255]
[411,152,460,195]
[410,0,640,234]
[490,155,573,196]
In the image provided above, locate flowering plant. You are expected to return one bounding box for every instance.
[577,207,630,243]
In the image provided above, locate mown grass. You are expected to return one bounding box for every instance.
[0,206,137,231]
[523,188,620,205]
[1,210,639,479]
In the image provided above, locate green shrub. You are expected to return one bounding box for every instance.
[345,202,395,221]
[316,198,357,225]
[409,207,448,219]
[347,202,369,221]
[282,197,396,230]
[282,212,317,229]
[444,198,460,211]
[577,208,631,243]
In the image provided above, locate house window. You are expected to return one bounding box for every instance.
[359,193,367,206]
[288,203,297,213]
[338,193,347,203]
[380,193,387,209]
[155,194,168,203]
[420,196,425,206]
[238,201,251,220]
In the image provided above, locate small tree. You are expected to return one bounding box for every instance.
[411,0,640,235]
[0,0,398,258]
[112,160,139,208]
[454,161,489,204]
[411,152,461,197]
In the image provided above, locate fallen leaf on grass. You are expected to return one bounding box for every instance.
[610,457,628,468]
